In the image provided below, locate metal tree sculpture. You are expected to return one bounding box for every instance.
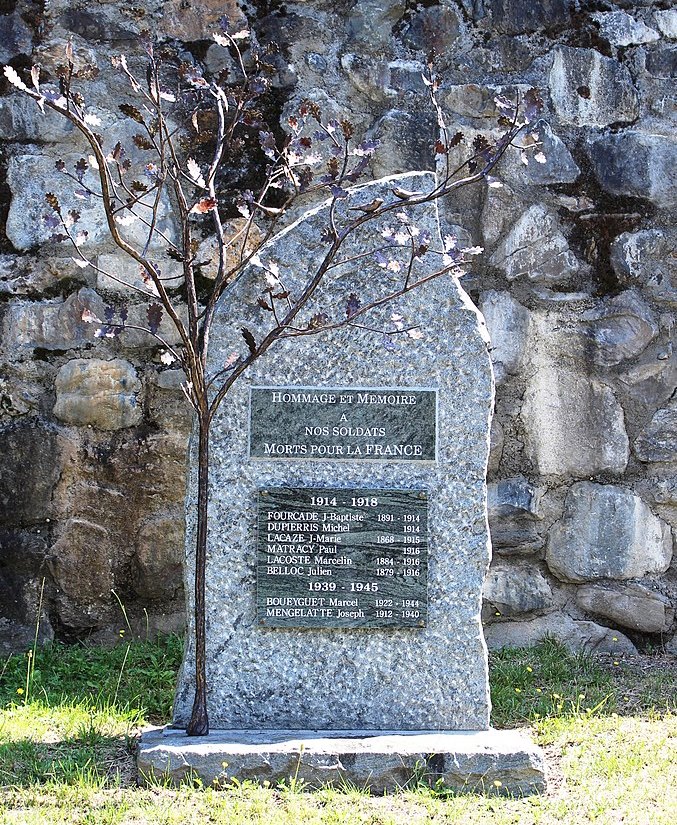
[4,25,543,735]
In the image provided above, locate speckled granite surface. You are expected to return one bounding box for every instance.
[174,173,494,730]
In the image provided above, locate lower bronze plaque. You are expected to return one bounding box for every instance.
[257,487,428,629]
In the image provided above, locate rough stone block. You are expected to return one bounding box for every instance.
[589,132,677,209]
[480,291,531,384]
[617,349,677,419]
[369,109,438,177]
[581,289,658,367]
[634,402,677,463]
[484,613,637,654]
[483,562,553,617]
[53,358,142,430]
[487,476,541,518]
[0,529,53,641]
[1,288,105,355]
[0,12,33,64]
[592,11,659,47]
[576,583,674,634]
[487,0,572,35]
[160,0,246,42]
[546,482,673,583]
[95,253,183,295]
[132,515,185,600]
[655,10,677,39]
[645,46,677,79]
[549,46,638,127]
[488,418,504,475]
[50,517,114,630]
[0,96,76,143]
[397,4,462,52]
[489,205,581,285]
[138,728,547,796]
[521,367,628,477]
[0,420,66,526]
[6,154,107,252]
[610,229,677,305]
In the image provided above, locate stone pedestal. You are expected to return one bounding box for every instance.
[138,728,547,796]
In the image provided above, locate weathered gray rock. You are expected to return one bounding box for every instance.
[0,11,33,64]
[95,253,183,295]
[502,121,580,187]
[576,583,674,634]
[522,368,629,477]
[53,358,142,430]
[0,254,78,297]
[634,402,677,463]
[488,418,504,475]
[147,370,194,435]
[340,54,425,103]
[138,728,547,796]
[347,1,407,47]
[610,229,677,304]
[1,288,105,355]
[489,521,544,555]
[0,529,54,649]
[487,0,572,35]
[484,613,637,654]
[549,46,639,127]
[397,3,463,52]
[655,10,677,39]
[194,220,264,283]
[175,174,494,731]
[546,482,673,583]
[650,478,677,506]
[0,421,68,526]
[481,292,531,384]
[489,205,581,285]
[592,11,659,47]
[0,96,76,143]
[481,184,523,247]
[487,476,544,554]
[369,109,437,177]
[131,514,185,600]
[5,154,107,252]
[617,348,677,418]
[589,132,677,209]
[50,517,114,630]
[645,47,677,79]
[443,84,504,119]
[483,562,553,617]
[488,476,541,518]
[7,151,178,254]
[581,290,658,367]
[160,0,246,42]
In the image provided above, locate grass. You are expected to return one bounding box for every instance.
[0,635,675,824]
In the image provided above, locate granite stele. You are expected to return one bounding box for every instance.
[138,173,546,794]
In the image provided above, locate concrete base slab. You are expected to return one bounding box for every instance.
[137,728,547,796]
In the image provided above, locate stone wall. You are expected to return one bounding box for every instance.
[1,0,675,653]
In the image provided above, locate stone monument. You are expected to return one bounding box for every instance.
[138,173,546,794]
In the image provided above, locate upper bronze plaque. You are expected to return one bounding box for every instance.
[249,387,437,462]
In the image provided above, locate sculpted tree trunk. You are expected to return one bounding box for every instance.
[187,411,210,736]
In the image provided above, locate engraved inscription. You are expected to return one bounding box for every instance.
[256,487,428,628]
[249,387,437,462]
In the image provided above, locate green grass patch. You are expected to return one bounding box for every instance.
[490,638,675,727]
[0,634,182,724]
[0,635,675,823]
